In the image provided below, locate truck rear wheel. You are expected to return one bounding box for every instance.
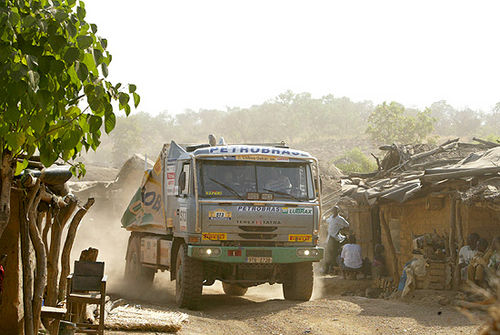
[282,262,314,301]
[125,236,155,286]
[175,244,203,309]
[222,283,248,296]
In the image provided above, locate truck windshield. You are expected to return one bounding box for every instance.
[199,161,314,200]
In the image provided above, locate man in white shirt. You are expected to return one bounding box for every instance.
[341,238,363,269]
[459,233,479,280]
[322,205,350,274]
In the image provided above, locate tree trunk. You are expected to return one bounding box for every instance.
[42,208,52,256]
[19,200,34,335]
[0,150,13,240]
[45,198,77,307]
[58,198,95,301]
[28,186,46,335]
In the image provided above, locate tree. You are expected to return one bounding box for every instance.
[366,101,434,144]
[0,0,139,239]
[334,147,377,174]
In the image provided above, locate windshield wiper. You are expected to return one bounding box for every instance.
[209,178,244,200]
[263,188,300,201]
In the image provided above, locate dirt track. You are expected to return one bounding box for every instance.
[108,273,480,335]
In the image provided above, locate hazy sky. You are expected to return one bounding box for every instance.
[84,0,500,114]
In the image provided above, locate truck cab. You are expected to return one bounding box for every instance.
[123,141,323,309]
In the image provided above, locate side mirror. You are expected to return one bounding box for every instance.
[178,171,186,195]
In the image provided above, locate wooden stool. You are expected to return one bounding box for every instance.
[41,306,67,334]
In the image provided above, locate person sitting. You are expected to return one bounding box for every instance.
[467,238,489,287]
[372,244,387,279]
[459,233,479,281]
[339,235,370,279]
[488,236,500,273]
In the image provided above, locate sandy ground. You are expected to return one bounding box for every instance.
[106,273,481,335]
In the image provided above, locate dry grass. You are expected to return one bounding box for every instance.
[105,305,188,332]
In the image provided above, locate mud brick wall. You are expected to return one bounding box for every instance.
[346,205,374,260]
[464,204,500,241]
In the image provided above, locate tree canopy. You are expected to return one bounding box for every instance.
[0,0,138,237]
[0,0,138,174]
[366,101,435,144]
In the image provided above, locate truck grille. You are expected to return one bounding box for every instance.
[246,249,272,257]
[238,233,277,240]
[238,226,277,232]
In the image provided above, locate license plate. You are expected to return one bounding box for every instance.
[288,234,312,242]
[201,233,227,241]
[247,256,272,263]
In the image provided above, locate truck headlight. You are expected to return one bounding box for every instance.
[194,247,221,257]
[297,248,319,257]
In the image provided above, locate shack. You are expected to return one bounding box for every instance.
[339,138,500,290]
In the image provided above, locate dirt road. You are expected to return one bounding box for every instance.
[108,273,480,335]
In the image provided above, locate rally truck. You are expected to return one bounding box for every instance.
[121,139,324,309]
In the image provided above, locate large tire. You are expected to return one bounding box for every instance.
[222,282,248,296]
[125,236,155,286]
[282,262,314,301]
[175,244,203,309]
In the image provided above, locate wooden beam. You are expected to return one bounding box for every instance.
[379,208,400,284]
[421,166,500,183]
[472,137,500,148]
[58,198,95,301]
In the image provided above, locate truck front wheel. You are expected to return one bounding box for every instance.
[175,244,203,309]
[222,283,248,296]
[125,236,155,286]
[282,262,314,301]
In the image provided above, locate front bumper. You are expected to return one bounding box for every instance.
[187,245,324,263]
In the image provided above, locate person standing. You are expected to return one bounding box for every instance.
[322,205,350,275]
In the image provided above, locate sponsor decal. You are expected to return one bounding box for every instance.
[179,207,187,231]
[281,207,313,215]
[288,234,312,242]
[205,191,222,196]
[236,219,281,225]
[208,146,310,158]
[166,165,176,195]
[153,158,162,175]
[237,206,281,213]
[236,155,288,162]
[208,209,232,220]
[202,232,227,241]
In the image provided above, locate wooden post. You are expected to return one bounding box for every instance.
[27,184,46,335]
[456,200,464,249]
[45,198,77,307]
[19,200,34,335]
[449,195,457,262]
[379,208,399,284]
[42,208,52,255]
[58,198,95,301]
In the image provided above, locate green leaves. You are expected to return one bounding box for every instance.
[133,93,140,108]
[76,35,93,49]
[15,159,29,176]
[76,62,88,81]
[64,47,80,65]
[1,0,139,176]
[104,111,116,134]
[6,133,26,152]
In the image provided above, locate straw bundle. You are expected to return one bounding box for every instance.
[105,305,188,332]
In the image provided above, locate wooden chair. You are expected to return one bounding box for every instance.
[65,261,107,334]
